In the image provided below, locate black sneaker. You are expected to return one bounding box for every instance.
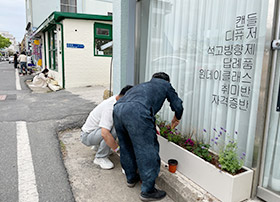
[140,188,166,201]
[126,175,140,188]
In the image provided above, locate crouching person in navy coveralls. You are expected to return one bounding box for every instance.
[113,72,183,201]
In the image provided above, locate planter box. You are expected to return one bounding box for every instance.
[158,135,253,202]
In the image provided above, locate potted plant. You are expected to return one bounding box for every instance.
[156,121,253,202]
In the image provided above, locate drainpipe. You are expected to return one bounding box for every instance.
[55,22,65,89]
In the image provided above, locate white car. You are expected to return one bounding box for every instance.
[9,56,14,63]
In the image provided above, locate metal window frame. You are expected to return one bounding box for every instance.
[47,26,58,71]
[93,22,113,57]
[257,0,280,201]
[135,0,150,84]
[52,30,58,71]
[47,31,51,69]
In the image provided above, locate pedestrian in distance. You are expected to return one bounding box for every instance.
[18,51,27,76]
[80,85,133,170]
[113,72,183,201]
[13,52,18,69]
[27,53,34,75]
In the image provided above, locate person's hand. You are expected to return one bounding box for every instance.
[114,146,120,153]
[171,115,180,129]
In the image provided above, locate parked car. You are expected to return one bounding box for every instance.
[9,56,14,63]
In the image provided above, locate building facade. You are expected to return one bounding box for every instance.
[25,0,112,56]
[113,0,280,201]
[33,12,112,89]
[25,0,112,29]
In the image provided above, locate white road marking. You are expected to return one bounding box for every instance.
[17,121,39,202]
[15,69,22,90]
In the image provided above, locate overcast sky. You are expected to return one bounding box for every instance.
[0,0,26,43]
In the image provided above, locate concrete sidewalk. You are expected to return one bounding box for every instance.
[59,129,174,202]
[59,127,221,202]
[56,86,217,202]
[53,85,261,202]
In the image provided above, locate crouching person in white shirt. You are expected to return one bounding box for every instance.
[80,85,133,169]
[32,68,50,88]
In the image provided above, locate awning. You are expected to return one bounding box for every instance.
[32,11,112,38]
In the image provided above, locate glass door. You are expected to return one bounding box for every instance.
[258,3,280,201]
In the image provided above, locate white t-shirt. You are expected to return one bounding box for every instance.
[82,96,117,133]
[27,56,31,64]
[18,54,27,62]
[32,73,47,87]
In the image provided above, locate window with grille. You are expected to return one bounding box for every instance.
[61,0,77,13]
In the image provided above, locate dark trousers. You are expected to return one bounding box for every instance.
[20,62,27,74]
[113,102,160,193]
[14,61,18,69]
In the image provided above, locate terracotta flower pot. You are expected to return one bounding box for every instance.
[168,159,178,173]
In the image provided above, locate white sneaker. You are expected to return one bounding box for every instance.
[91,145,99,151]
[93,157,114,169]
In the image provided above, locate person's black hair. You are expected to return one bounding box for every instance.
[152,72,170,82]
[119,85,133,96]
[42,68,49,74]
[21,51,26,55]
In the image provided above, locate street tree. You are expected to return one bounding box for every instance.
[0,34,11,49]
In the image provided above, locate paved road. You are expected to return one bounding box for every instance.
[0,62,96,202]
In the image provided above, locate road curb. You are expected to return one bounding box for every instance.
[55,114,88,133]
[156,163,218,202]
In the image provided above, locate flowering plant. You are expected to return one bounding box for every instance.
[192,142,212,162]
[156,119,212,162]
[210,127,245,174]
[218,141,245,174]
[156,116,245,175]
[157,121,184,144]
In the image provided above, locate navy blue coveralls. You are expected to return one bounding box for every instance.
[113,78,183,193]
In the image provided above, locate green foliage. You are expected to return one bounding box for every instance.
[157,120,183,144]
[183,138,212,162]
[156,118,212,162]
[0,34,11,49]
[157,118,245,175]
[193,143,212,162]
[210,128,245,174]
[167,130,184,144]
[218,141,244,174]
